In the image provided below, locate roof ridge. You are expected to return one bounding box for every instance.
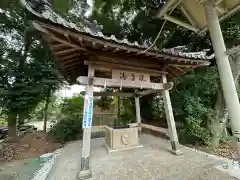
[20,0,213,61]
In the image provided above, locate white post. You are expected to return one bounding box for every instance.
[162,75,181,155]
[78,65,94,179]
[204,1,240,155]
[135,96,142,132]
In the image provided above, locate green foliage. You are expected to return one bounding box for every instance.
[60,95,84,120]
[49,92,122,142]
[0,0,63,135]
[29,94,61,121]
[170,67,219,145]
[96,88,113,110]
[48,118,82,142]
[151,96,165,120]
[96,97,112,110]
[49,94,84,142]
[0,0,74,14]
[178,95,214,145]
[140,94,156,120]
[140,67,219,145]
[52,0,74,14]
[120,98,134,125]
[0,117,7,125]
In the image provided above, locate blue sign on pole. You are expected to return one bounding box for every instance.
[82,95,93,129]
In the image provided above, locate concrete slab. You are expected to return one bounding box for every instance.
[46,134,239,180]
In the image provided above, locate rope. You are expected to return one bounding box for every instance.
[141,20,167,53]
[140,8,175,53]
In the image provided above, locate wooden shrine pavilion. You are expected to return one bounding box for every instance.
[21,0,211,179]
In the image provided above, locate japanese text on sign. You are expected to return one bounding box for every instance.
[82,95,93,129]
[112,70,150,83]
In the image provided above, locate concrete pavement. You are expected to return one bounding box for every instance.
[46,134,238,180]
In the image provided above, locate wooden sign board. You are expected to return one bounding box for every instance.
[112,70,150,84]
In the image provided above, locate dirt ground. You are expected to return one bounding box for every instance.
[0,132,63,162]
[192,141,238,160]
[142,127,238,160]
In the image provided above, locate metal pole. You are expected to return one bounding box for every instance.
[162,75,181,155]
[135,96,142,132]
[78,65,94,179]
[204,1,240,155]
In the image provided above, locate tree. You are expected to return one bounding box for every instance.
[0,0,63,136]
[43,87,52,132]
[1,0,75,13]
[60,95,84,120]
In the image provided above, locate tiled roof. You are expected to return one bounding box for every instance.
[162,48,214,60]
[21,0,213,61]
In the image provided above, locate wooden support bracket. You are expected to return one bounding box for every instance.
[77,76,173,90]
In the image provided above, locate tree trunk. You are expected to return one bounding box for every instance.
[18,111,27,126]
[211,87,225,149]
[7,111,17,137]
[43,87,51,132]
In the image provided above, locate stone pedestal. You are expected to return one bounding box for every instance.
[104,125,142,152]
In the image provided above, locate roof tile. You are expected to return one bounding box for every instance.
[22,0,213,61]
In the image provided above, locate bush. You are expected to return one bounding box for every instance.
[177,94,213,145]
[119,98,134,125]
[60,95,84,120]
[48,117,82,142]
[0,118,7,125]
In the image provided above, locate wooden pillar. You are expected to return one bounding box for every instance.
[78,65,94,179]
[135,96,142,132]
[162,75,181,155]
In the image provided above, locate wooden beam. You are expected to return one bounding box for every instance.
[51,44,69,51]
[66,67,78,72]
[166,67,179,77]
[96,53,164,69]
[48,35,85,51]
[137,89,157,96]
[61,58,80,65]
[32,22,85,50]
[81,91,134,97]
[141,123,169,136]
[84,60,166,76]
[65,62,81,68]
[58,53,80,62]
[41,34,70,82]
[171,66,184,73]
[94,92,133,97]
[134,97,142,132]
[162,74,181,154]
[64,33,71,42]
[66,67,78,73]
[137,82,173,96]
[168,64,199,68]
[77,76,169,90]
[78,37,85,47]
[55,48,78,56]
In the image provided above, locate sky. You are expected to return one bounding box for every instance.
[56,85,101,98]
[85,0,93,17]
